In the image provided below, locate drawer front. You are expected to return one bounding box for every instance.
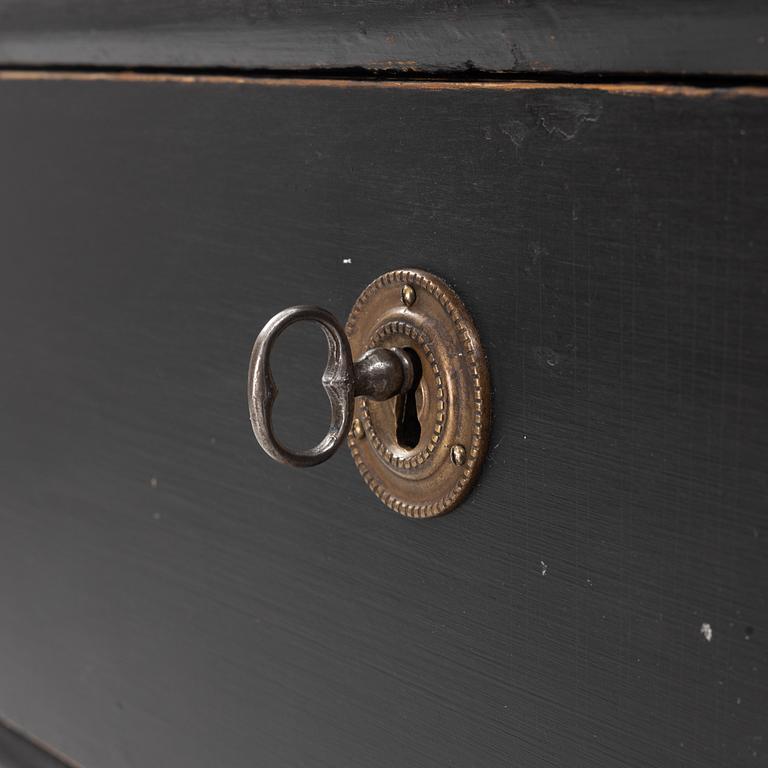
[0,76,766,768]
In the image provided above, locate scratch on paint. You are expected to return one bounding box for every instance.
[499,119,528,147]
[532,101,603,141]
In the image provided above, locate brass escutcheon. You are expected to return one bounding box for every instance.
[248,268,491,517]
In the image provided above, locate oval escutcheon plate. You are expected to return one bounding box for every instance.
[345,269,491,518]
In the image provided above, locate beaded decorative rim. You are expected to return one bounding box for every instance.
[345,268,491,518]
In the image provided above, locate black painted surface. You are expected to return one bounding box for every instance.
[0,77,766,767]
[0,1,767,75]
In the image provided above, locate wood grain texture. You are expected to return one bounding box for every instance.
[0,76,766,767]
[0,0,767,75]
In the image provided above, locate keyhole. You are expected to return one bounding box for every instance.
[396,348,422,449]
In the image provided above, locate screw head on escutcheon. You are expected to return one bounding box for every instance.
[351,418,365,440]
[450,444,467,466]
[401,284,416,307]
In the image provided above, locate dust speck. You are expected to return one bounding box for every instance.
[700,622,713,642]
[150,477,158,489]
[540,560,548,576]
[342,258,352,264]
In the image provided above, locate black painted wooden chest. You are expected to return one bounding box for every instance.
[0,3,766,767]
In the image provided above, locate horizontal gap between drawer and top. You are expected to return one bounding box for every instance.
[0,67,767,98]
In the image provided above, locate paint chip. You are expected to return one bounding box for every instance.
[342,258,352,264]
[540,560,548,576]
[700,622,713,642]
